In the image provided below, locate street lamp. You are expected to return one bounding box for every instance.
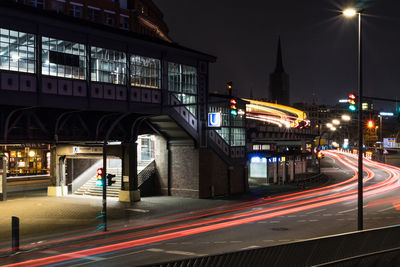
[342,114,351,121]
[343,7,364,231]
[343,8,357,17]
[332,119,340,125]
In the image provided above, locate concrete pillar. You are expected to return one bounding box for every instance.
[0,157,7,201]
[47,154,68,197]
[282,162,287,184]
[289,159,295,182]
[311,142,316,168]
[48,147,68,196]
[119,143,140,203]
[273,160,278,184]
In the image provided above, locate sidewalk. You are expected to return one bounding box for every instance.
[0,192,236,249]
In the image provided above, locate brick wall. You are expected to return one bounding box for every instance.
[169,145,199,198]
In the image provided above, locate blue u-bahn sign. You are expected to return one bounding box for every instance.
[208,112,221,127]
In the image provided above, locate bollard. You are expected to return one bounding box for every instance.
[12,216,19,251]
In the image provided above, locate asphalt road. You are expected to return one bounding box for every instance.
[3,151,400,267]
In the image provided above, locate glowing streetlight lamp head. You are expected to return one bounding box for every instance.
[326,123,333,128]
[342,114,351,121]
[332,119,340,125]
[343,8,357,17]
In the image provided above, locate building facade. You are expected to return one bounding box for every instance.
[15,0,171,42]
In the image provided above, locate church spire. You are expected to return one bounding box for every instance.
[275,36,284,73]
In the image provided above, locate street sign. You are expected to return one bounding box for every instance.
[208,112,221,127]
[73,146,102,154]
[379,112,394,117]
[383,138,396,148]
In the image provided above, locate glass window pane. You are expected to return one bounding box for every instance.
[130,55,161,89]
[42,36,86,79]
[91,46,126,85]
[0,28,36,73]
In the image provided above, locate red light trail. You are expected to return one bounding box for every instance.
[3,150,400,267]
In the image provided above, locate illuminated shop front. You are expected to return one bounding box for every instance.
[2,145,50,176]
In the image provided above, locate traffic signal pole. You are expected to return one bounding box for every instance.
[102,144,107,232]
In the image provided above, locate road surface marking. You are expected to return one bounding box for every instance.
[378,206,395,212]
[258,221,267,223]
[147,248,164,252]
[241,246,261,250]
[339,205,368,214]
[288,215,297,218]
[270,221,280,223]
[307,209,326,215]
[166,243,177,245]
[230,241,242,243]
[68,250,146,267]
[263,240,274,242]
[214,241,227,244]
[323,214,332,216]
[181,242,192,244]
[338,208,357,214]
[336,218,345,221]
[297,220,307,222]
[278,240,290,242]
[126,208,150,213]
[309,219,318,222]
[165,250,204,256]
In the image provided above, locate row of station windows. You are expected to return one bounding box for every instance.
[0,28,198,114]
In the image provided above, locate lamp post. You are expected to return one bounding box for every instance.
[343,7,363,231]
[379,115,383,148]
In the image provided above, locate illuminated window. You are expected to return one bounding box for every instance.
[231,128,245,147]
[130,55,161,88]
[91,46,126,85]
[261,144,270,150]
[42,37,86,79]
[168,62,197,115]
[0,28,36,73]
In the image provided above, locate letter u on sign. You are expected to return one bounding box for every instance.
[208,113,221,127]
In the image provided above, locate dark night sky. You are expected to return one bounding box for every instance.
[154,0,400,108]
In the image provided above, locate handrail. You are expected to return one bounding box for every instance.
[312,246,400,266]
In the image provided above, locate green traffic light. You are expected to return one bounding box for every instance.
[349,105,356,111]
[230,110,238,116]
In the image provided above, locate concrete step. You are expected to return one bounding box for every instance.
[73,161,153,197]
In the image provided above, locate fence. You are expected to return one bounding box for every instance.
[141,224,400,267]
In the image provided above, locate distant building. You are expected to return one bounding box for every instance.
[269,37,290,106]
[15,0,171,42]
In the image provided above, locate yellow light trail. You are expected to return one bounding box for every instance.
[243,98,309,128]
